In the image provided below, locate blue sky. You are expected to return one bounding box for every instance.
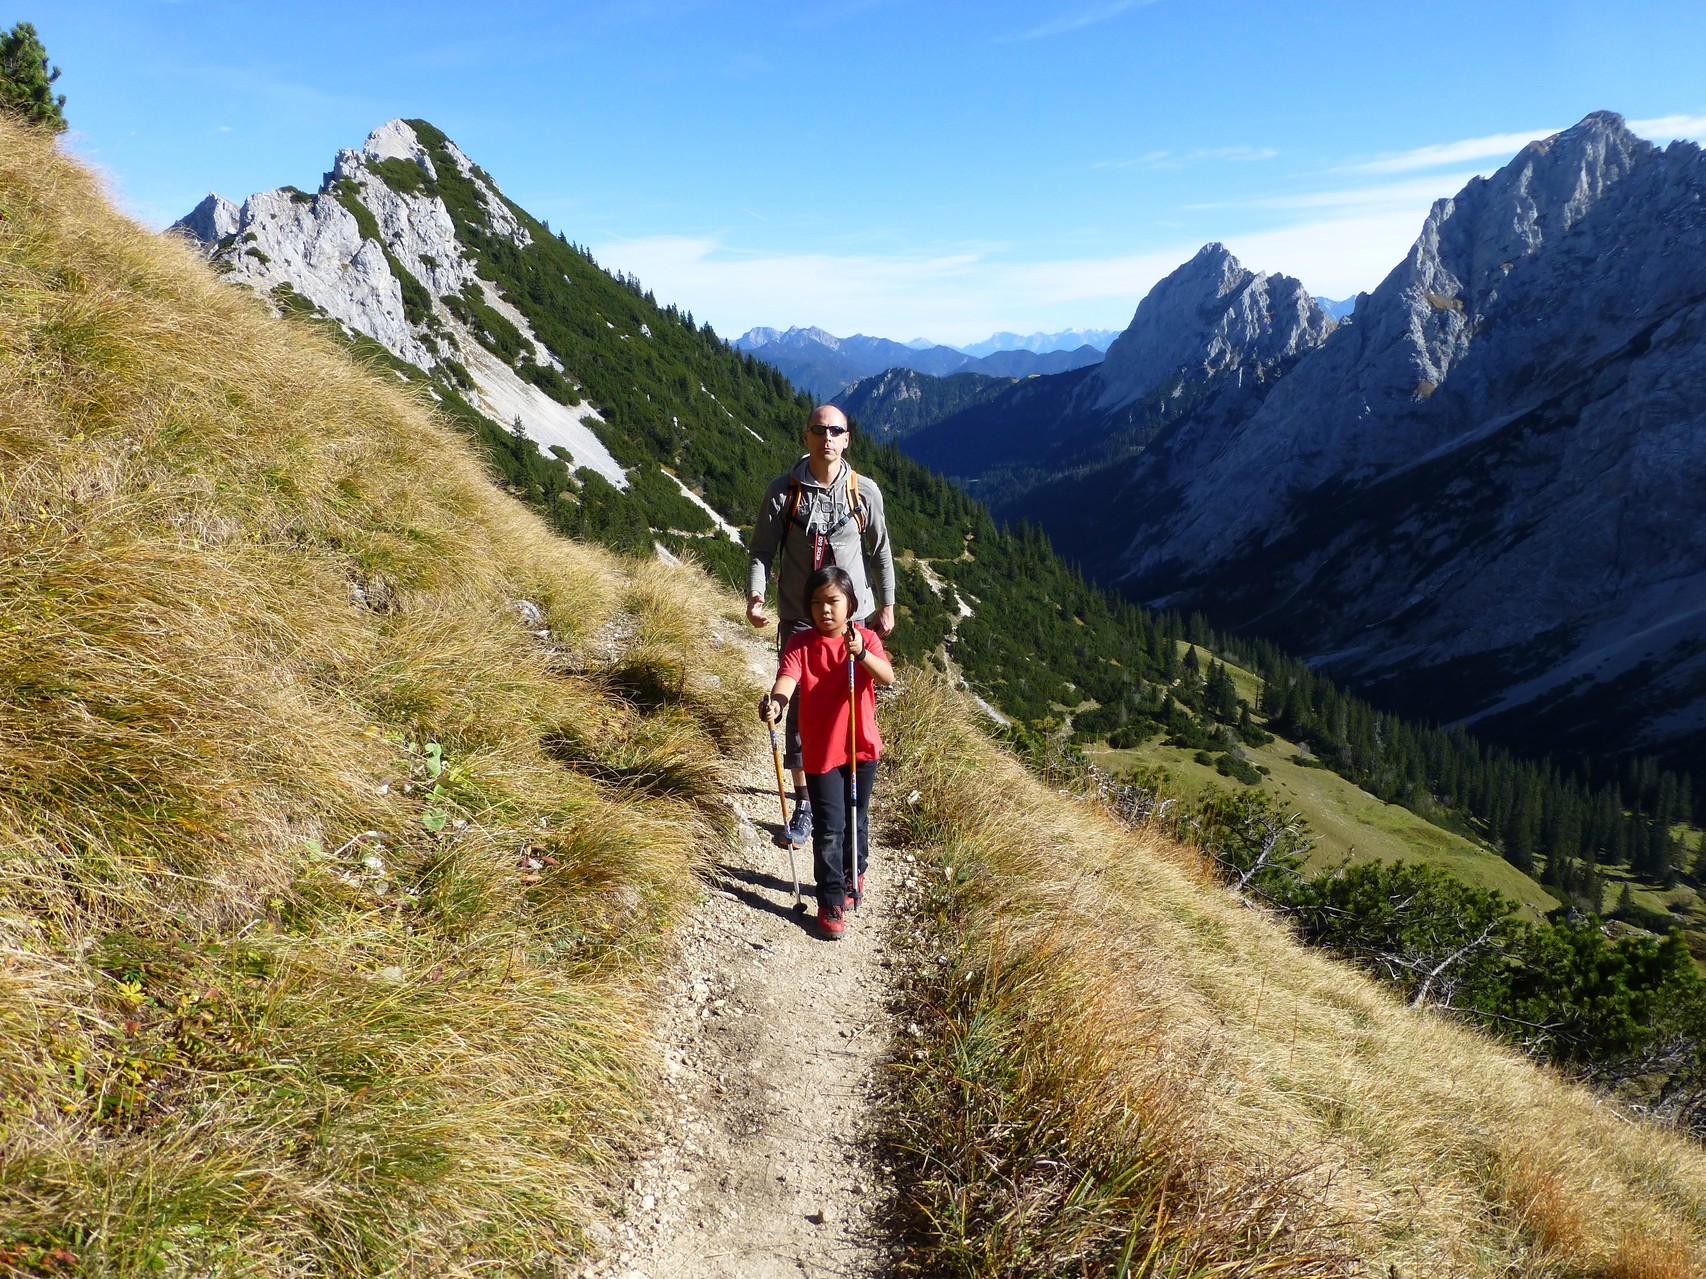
[42,0,1706,346]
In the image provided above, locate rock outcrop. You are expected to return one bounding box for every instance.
[177,193,240,244]
[899,244,1333,483]
[173,120,624,486]
[1091,242,1334,412]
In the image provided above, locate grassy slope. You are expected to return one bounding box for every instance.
[1087,645,1562,916]
[0,120,753,1275]
[9,120,1706,1279]
[1090,736,1561,915]
[885,676,1706,1279]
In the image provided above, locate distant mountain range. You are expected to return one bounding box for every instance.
[732,325,1103,399]
[853,112,1706,772]
[956,327,1120,357]
[886,243,1333,510]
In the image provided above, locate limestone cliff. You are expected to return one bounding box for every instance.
[174,120,625,486]
[1105,113,1706,765]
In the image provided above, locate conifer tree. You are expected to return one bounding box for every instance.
[1205,661,1239,722]
[0,22,65,133]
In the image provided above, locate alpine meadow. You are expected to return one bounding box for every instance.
[7,18,1706,1277]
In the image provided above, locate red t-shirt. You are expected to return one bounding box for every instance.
[778,625,886,774]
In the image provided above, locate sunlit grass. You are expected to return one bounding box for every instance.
[0,117,755,1276]
[883,674,1706,1277]
[1088,728,1561,917]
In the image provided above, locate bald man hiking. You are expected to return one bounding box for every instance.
[748,404,895,852]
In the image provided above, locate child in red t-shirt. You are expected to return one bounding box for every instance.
[759,565,894,939]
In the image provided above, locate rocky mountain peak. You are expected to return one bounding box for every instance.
[736,325,845,353]
[362,118,438,173]
[1092,242,1334,411]
[1353,112,1656,397]
[1116,113,1695,571]
[171,119,622,486]
[789,326,843,349]
[176,193,240,244]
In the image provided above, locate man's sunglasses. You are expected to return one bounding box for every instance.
[808,423,850,437]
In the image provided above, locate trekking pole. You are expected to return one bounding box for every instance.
[769,722,805,912]
[847,637,860,911]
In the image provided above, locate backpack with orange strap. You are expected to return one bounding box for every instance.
[783,466,868,571]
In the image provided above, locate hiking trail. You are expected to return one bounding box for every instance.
[582,626,903,1279]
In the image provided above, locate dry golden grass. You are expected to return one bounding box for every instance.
[882,675,1706,1278]
[0,119,754,1274]
[12,109,1706,1279]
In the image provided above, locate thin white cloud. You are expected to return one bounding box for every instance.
[1094,149,1170,169]
[1344,113,1706,176]
[1222,207,1437,300]
[592,168,1458,342]
[1097,145,1277,170]
[1187,171,1478,214]
[1007,0,1154,41]
[1201,146,1277,162]
[1629,113,1706,141]
[592,109,1706,346]
[1345,127,1562,175]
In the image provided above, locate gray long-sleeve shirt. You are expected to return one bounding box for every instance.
[746,457,894,624]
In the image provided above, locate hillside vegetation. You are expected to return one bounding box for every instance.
[884,677,1706,1278]
[9,117,1706,1279]
[0,118,749,1274]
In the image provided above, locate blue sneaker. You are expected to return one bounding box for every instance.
[783,802,813,850]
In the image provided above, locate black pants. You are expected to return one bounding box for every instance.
[806,760,877,910]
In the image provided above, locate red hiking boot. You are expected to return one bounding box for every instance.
[847,872,866,909]
[816,903,845,940]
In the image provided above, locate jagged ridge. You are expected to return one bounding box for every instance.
[1105,112,1706,768]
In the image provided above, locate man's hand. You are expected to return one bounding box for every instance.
[874,604,895,636]
[746,593,769,629]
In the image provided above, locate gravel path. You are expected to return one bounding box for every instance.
[583,639,901,1279]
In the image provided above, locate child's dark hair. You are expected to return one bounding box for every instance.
[803,565,859,617]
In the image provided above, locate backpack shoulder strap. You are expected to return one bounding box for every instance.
[846,467,866,533]
[783,475,804,529]
[785,467,865,534]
